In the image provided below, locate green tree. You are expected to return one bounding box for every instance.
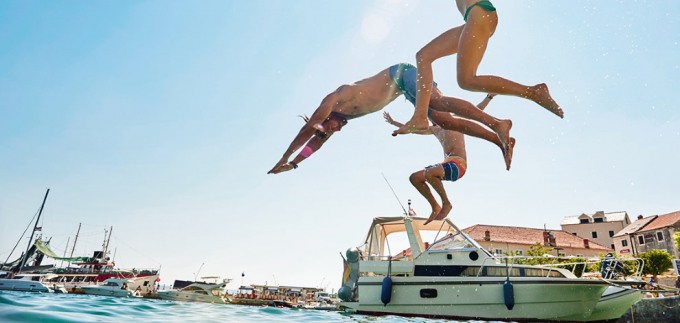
[675,232,680,252]
[514,243,556,266]
[639,249,673,276]
[525,242,553,257]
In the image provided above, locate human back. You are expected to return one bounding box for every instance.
[330,67,403,117]
[432,126,467,161]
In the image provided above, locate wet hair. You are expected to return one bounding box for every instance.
[314,114,348,139]
[314,130,328,139]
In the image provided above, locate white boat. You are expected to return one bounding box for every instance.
[337,216,612,322]
[547,256,645,322]
[80,278,137,297]
[0,273,66,293]
[589,283,643,321]
[157,277,232,304]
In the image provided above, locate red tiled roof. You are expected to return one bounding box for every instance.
[463,224,610,250]
[637,211,680,233]
[613,216,657,237]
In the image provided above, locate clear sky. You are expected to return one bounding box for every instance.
[1,0,679,292]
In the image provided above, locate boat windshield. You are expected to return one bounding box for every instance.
[428,232,475,251]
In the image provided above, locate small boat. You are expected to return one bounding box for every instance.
[80,278,137,297]
[547,256,645,322]
[589,283,643,321]
[0,273,67,293]
[157,277,232,304]
[271,299,295,308]
[337,216,613,322]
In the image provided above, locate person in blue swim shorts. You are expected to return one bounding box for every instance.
[383,92,504,224]
[268,63,514,175]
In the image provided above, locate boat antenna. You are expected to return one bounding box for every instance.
[381,173,408,216]
[194,262,205,281]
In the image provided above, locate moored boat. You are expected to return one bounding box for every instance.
[337,216,612,322]
[0,273,67,293]
[157,277,232,304]
[80,277,137,297]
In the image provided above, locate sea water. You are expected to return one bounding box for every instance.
[0,291,492,323]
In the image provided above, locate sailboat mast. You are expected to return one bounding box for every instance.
[18,188,50,273]
[60,237,70,268]
[103,226,113,258]
[68,223,82,267]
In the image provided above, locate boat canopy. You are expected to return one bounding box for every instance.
[362,216,486,259]
[34,240,90,262]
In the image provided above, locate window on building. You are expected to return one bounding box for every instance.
[637,235,644,245]
[621,240,628,247]
[594,217,604,223]
[591,231,598,239]
[656,232,664,241]
[494,249,503,256]
[576,254,584,257]
[610,244,614,249]
[609,231,615,237]
[579,218,589,224]
[515,250,523,256]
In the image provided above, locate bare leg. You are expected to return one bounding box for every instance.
[410,171,441,222]
[394,26,465,135]
[430,111,515,170]
[423,166,452,221]
[429,92,511,154]
[457,8,563,118]
[410,170,441,225]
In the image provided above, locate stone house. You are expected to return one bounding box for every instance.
[613,211,680,258]
[560,211,631,250]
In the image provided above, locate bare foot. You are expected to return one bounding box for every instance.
[423,205,441,225]
[435,202,452,220]
[503,137,516,171]
[494,118,512,153]
[530,83,563,118]
[391,118,429,136]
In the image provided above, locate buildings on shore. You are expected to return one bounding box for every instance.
[464,210,679,259]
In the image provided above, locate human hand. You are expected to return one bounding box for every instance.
[383,111,395,125]
[268,159,287,174]
[268,163,294,174]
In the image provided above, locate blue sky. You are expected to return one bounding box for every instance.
[1,0,678,291]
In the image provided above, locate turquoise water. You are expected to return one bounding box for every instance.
[0,291,488,322]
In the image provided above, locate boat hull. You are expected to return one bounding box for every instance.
[157,290,228,304]
[80,286,135,297]
[0,279,52,293]
[341,276,608,322]
[587,286,643,322]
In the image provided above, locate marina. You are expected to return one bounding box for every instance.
[2,1,680,322]
[2,189,678,322]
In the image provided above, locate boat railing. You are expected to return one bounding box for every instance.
[475,256,565,278]
[483,255,645,280]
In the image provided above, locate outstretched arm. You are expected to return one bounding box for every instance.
[268,92,339,174]
[383,112,433,135]
[268,132,332,174]
[476,93,496,111]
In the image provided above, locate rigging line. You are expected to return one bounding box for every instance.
[381,173,407,216]
[108,233,162,265]
[2,207,41,266]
